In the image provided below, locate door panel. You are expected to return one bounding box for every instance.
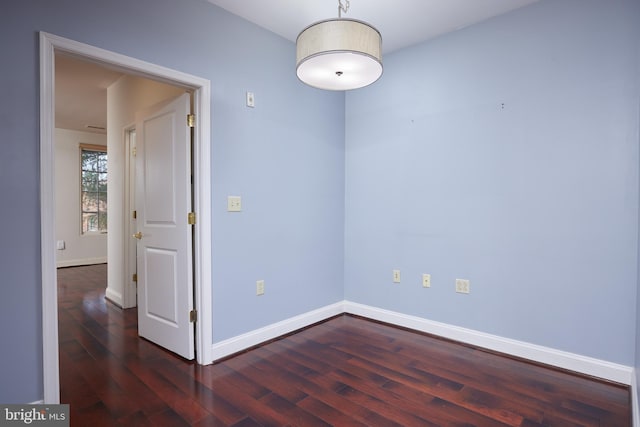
[135,92,194,360]
[144,247,178,324]
[143,114,176,224]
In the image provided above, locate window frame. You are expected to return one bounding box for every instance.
[79,143,108,235]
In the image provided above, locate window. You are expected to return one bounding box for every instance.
[80,144,107,234]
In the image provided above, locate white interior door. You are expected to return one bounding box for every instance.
[135,92,194,360]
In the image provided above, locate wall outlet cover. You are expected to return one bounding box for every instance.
[455,278,470,294]
[228,196,242,212]
[422,273,431,288]
[393,269,401,283]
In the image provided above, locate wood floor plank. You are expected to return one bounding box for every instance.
[123,357,210,425]
[296,396,371,427]
[173,365,260,425]
[150,359,258,425]
[58,264,631,426]
[309,320,583,424]
[239,346,408,426]
[326,333,534,424]
[73,401,118,427]
[272,332,510,426]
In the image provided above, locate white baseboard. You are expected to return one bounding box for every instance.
[105,288,123,308]
[211,302,344,361]
[209,300,633,385]
[56,257,107,268]
[343,301,633,385]
[632,369,639,427]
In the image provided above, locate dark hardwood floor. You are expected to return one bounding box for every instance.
[58,264,631,426]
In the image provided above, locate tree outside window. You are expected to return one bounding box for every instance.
[80,145,107,234]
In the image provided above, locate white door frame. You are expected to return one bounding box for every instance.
[39,32,213,404]
[124,126,138,309]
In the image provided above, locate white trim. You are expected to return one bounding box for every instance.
[30,400,45,405]
[56,257,107,268]
[40,32,60,406]
[122,124,137,309]
[632,368,639,427]
[105,288,123,307]
[40,32,213,403]
[192,77,213,366]
[343,301,633,385]
[211,302,344,361]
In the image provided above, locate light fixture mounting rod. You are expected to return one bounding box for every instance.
[338,0,350,18]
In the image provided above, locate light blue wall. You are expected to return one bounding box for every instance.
[345,0,640,365]
[0,0,344,403]
[2,0,640,406]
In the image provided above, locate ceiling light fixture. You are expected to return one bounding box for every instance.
[296,0,383,91]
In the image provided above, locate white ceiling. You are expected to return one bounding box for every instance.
[56,0,539,134]
[207,0,539,54]
[55,55,122,134]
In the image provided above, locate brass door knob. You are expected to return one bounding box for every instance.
[132,232,143,240]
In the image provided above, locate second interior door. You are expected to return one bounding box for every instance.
[134,92,195,360]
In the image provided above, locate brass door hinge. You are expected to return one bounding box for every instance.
[187,114,195,128]
[188,212,196,225]
[132,210,137,219]
[189,309,197,323]
[132,147,137,157]
[132,273,138,283]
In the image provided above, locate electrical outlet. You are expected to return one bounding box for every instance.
[422,273,431,288]
[393,269,401,283]
[455,278,470,294]
[256,280,265,296]
[228,196,242,212]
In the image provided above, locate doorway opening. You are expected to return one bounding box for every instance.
[40,32,213,404]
